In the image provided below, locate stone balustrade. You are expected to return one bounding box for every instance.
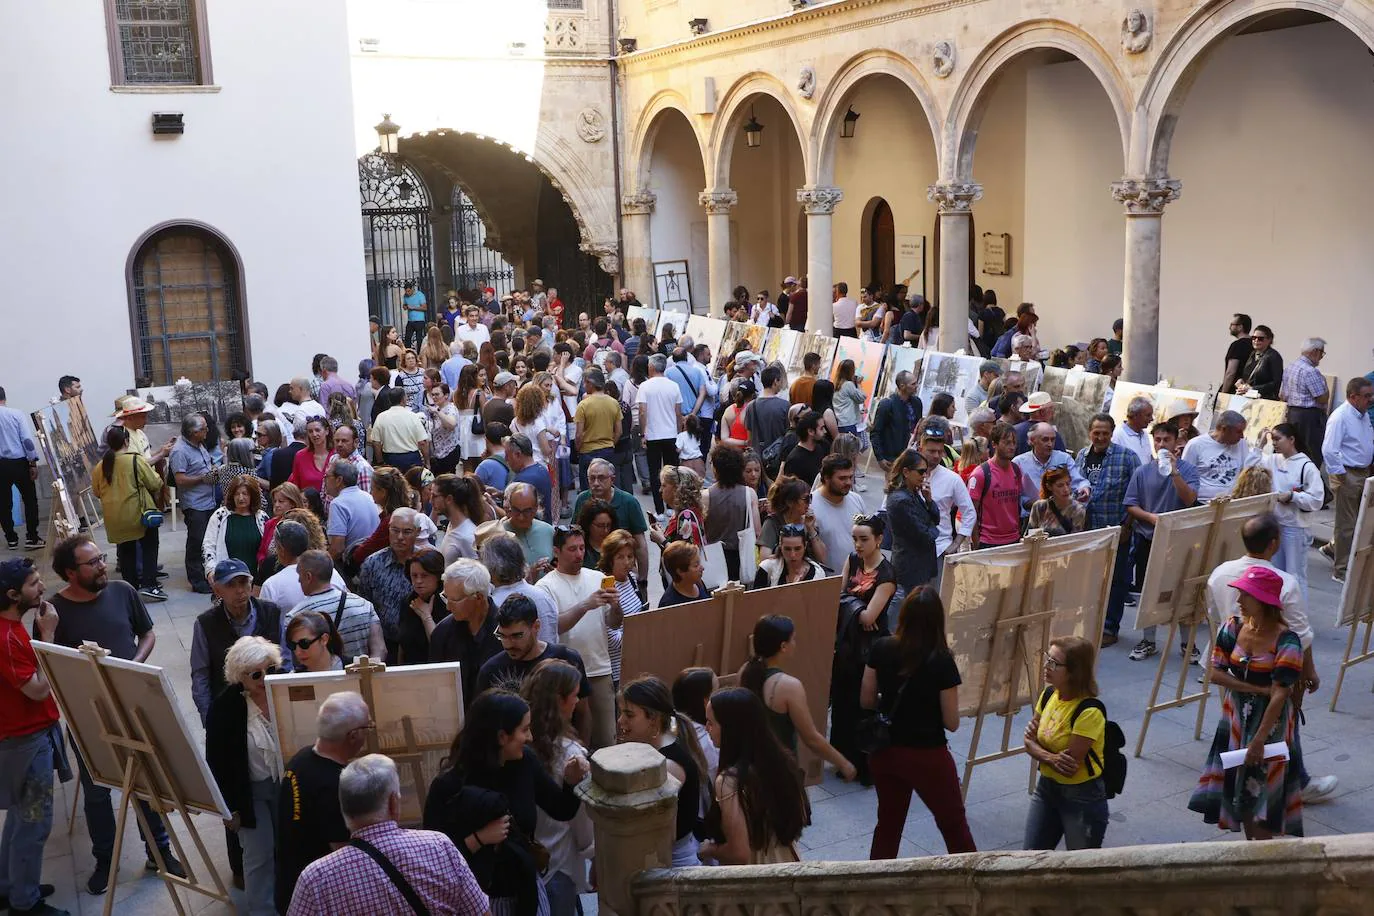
[625,834,1374,915]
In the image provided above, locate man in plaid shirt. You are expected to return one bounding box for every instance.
[1076,414,1141,646]
[288,754,488,916]
[1279,338,1330,466]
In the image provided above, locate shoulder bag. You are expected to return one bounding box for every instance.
[856,672,910,755]
[132,455,164,529]
[348,837,429,916]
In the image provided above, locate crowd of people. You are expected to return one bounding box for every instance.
[0,276,1371,916]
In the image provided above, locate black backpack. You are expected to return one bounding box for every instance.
[762,430,797,480]
[1035,686,1127,799]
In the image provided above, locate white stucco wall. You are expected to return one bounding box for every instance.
[0,0,365,417]
[728,97,806,300]
[1021,22,1374,388]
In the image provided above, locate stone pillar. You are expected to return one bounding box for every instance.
[797,186,843,333]
[577,743,681,916]
[927,182,983,353]
[699,190,738,317]
[621,191,657,307]
[1112,177,1182,384]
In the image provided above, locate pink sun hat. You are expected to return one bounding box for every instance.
[1228,565,1284,606]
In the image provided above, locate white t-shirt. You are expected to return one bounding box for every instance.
[439,517,477,563]
[1112,424,1153,466]
[808,487,868,576]
[455,323,491,349]
[538,567,612,677]
[750,301,779,326]
[675,430,702,461]
[561,364,583,430]
[259,563,346,614]
[636,375,684,441]
[832,297,859,330]
[1181,435,1258,502]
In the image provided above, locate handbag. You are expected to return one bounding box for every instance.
[856,674,910,755]
[132,456,164,529]
[470,393,486,437]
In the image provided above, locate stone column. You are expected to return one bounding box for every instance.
[621,191,657,305]
[1112,177,1182,384]
[797,186,844,333]
[927,181,983,352]
[577,743,681,916]
[699,190,738,317]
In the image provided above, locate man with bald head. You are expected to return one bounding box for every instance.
[1012,421,1089,515]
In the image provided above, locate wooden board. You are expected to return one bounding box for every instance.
[625,305,662,336]
[1337,476,1374,628]
[719,321,769,361]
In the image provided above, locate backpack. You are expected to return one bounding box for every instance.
[762,430,798,480]
[1036,686,1127,799]
[972,459,1023,546]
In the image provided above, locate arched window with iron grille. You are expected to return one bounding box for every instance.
[449,187,515,297]
[360,154,435,329]
[127,222,247,385]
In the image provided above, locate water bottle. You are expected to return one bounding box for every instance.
[1157,449,1173,478]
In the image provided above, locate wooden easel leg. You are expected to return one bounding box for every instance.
[1135,624,1178,758]
[961,711,986,800]
[67,778,81,836]
[102,760,141,916]
[1193,619,1217,740]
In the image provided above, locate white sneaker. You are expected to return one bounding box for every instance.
[1303,775,1339,804]
[1128,640,1157,661]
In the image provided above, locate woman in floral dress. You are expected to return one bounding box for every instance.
[1188,565,1303,839]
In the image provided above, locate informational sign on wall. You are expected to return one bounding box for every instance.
[983,232,1011,276]
[896,234,925,297]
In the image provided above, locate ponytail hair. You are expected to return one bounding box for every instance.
[101,426,130,484]
[738,615,795,697]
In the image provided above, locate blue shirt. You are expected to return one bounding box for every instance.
[1012,449,1089,514]
[169,438,217,511]
[403,290,427,322]
[665,361,707,415]
[1123,458,1200,539]
[0,407,38,461]
[991,327,1016,358]
[440,354,469,393]
[514,462,554,522]
[326,485,381,552]
[475,455,509,491]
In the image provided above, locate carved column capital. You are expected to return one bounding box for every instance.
[1112,177,1182,215]
[796,186,844,215]
[698,189,738,214]
[622,191,657,216]
[927,182,983,214]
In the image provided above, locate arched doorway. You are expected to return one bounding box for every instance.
[868,199,894,290]
[128,223,247,385]
[360,154,435,330]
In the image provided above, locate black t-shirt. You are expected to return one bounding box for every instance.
[47,581,153,660]
[275,747,349,912]
[396,593,450,666]
[474,642,590,698]
[429,601,502,706]
[865,638,961,748]
[658,581,709,608]
[782,442,827,485]
[899,310,925,340]
[1222,337,1253,392]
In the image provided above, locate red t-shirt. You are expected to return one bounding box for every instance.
[968,461,1022,546]
[0,617,60,740]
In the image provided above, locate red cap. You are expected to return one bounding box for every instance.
[1228,565,1284,607]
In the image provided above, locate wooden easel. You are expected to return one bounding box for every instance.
[960,534,1057,798]
[70,644,230,916]
[1329,483,1374,711]
[346,656,449,819]
[1133,497,1231,758]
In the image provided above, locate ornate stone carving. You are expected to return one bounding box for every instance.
[796,186,844,215]
[927,182,983,213]
[544,15,584,53]
[933,40,956,78]
[698,189,739,214]
[576,107,606,143]
[622,191,657,216]
[1122,9,1152,54]
[797,65,816,99]
[581,240,620,275]
[1112,177,1182,214]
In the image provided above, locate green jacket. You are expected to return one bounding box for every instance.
[92,452,163,545]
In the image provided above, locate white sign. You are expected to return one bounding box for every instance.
[896,234,925,297]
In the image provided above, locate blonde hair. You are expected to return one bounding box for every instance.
[514,382,548,426]
[1231,464,1273,500]
[223,636,282,687]
[421,326,449,368]
[282,508,327,551]
[660,465,703,517]
[957,436,988,474]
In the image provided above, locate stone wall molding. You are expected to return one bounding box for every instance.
[622,190,658,215]
[1112,177,1182,215]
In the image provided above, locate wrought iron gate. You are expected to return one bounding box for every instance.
[449,188,515,297]
[360,153,435,329]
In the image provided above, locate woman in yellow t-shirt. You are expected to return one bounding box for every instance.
[1022,635,1108,850]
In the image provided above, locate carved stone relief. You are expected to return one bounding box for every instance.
[1122,9,1152,54]
[933,40,956,78]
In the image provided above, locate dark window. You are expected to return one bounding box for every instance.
[108,0,209,85]
[131,226,245,385]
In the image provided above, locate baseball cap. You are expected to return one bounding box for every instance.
[783,276,798,285]
[213,559,252,585]
[734,379,758,398]
[494,371,517,387]
[0,558,35,595]
[735,350,759,365]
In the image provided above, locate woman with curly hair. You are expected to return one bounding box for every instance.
[202,475,268,581]
[421,325,450,369]
[281,508,327,552]
[394,349,426,412]
[649,466,705,586]
[521,660,593,916]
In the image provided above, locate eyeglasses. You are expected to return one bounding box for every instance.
[288,634,325,652]
[1042,653,1065,671]
[348,721,378,736]
[508,505,537,517]
[389,527,418,536]
[249,666,281,681]
[1250,335,1269,342]
[76,553,108,569]
[852,513,880,525]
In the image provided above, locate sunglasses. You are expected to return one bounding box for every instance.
[289,634,325,652]
[249,666,281,681]
[554,524,584,535]
[779,523,808,538]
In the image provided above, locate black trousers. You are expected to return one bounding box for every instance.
[404,319,428,353]
[0,458,39,541]
[115,526,160,589]
[1286,406,1327,468]
[833,327,858,338]
[645,438,680,514]
[182,507,213,589]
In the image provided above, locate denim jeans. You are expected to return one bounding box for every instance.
[1023,776,1108,850]
[1272,525,1312,607]
[238,778,278,916]
[544,870,583,916]
[0,729,55,910]
[1101,532,1135,637]
[74,738,169,864]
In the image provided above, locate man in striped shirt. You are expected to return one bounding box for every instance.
[1279,337,1329,467]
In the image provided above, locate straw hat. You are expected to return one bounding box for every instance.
[113,395,154,418]
[1165,398,1199,421]
[1019,391,1054,413]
